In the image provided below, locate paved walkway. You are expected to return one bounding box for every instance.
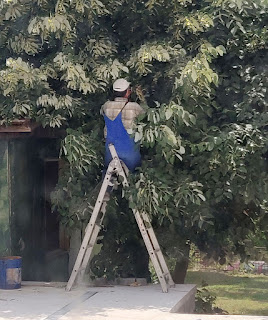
[0,284,267,320]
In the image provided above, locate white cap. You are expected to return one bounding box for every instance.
[113,78,130,92]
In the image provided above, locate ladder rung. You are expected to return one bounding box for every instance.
[148,248,160,254]
[145,225,153,230]
[79,267,86,271]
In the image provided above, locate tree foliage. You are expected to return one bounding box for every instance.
[0,0,267,278]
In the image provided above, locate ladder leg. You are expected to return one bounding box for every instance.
[79,203,107,280]
[109,145,173,291]
[133,209,168,293]
[78,224,101,282]
[141,212,175,287]
[78,148,128,283]
[66,168,113,291]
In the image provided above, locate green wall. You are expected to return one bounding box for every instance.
[0,141,10,256]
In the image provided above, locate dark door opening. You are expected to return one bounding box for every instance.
[44,159,59,251]
[43,159,69,281]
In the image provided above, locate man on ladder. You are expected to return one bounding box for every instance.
[101,78,144,172]
[66,79,174,292]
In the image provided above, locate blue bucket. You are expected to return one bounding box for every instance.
[0,256,22,289]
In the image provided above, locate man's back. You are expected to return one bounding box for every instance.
[101,97,144,134]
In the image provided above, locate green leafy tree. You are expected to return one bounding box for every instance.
[0,0,267,281]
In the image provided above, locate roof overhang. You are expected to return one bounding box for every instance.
[0,119,65,139]
[0,119,37,133]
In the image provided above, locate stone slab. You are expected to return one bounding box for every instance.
[0,283,267,320]
[0,283,195,319]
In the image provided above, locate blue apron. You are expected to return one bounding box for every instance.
[104,112,141,172]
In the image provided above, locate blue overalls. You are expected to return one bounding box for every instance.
[104,112,141,172]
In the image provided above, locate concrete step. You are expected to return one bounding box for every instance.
[2,283,267,320]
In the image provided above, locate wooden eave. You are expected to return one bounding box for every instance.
[0,119,65,139]
[0,119,37,133]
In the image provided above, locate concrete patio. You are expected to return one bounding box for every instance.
[0,282,267,320]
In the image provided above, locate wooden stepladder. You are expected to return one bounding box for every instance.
[66,144,175,292]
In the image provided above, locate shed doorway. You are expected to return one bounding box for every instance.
[44,158,69,282]
[44,159,59,251]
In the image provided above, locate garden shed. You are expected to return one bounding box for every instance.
[0,120,68,282]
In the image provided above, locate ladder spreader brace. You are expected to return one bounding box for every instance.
[66,144,175,293]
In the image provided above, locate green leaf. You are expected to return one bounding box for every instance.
[191,68,198,82]
[197,194,206,201]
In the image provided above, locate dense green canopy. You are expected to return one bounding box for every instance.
[0,0,267,280]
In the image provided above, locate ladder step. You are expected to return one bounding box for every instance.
[145,225,153,230]
[79,267,86,271]
[148,248,161,254]
[163,272,171,277]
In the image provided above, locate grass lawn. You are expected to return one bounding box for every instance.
[185,270,268,316]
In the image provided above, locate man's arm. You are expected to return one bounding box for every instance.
[101,103,107,138]
[100,103,106,116]
[133,102,145,117]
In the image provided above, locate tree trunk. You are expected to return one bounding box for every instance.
[172,244,190,284]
